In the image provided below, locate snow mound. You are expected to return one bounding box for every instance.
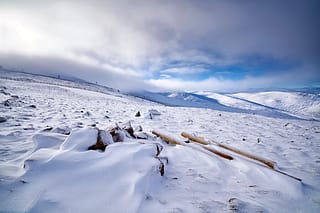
[0,128,162,213]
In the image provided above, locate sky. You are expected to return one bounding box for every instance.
[0,0,319,92]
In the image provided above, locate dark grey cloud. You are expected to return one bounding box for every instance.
[0,54,153,92]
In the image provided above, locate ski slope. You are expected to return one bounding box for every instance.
[0,71,320,212]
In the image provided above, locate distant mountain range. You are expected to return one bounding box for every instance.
[131,90,320,121]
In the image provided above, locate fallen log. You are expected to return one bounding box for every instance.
[152,130,181,145]
[181,132,301,182]
[152,130,233,160]
[181,132,275,169]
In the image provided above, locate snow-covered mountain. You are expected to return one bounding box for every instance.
[132,90,320,121]
[1,70,320,212]
[230,91,320,120]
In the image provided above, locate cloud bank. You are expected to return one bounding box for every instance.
[0,0,319,91]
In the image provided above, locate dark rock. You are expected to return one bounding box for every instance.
[135,125,143,132]
[159,162,164,176]
[88,129,114,151]
[4,100,10,106]
[98,130,113,145]
[148,109,161,119]
[155,143,163,156]
[88,140,106,151]
[126,127,136,138]
[0,117,7,123]
[42,126,53,131]
[84,111,91,116]
[29,105,36,108]
[110,128,125,142]
[134,132,148,139]
[135,111,141,117]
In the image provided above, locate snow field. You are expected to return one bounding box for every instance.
[0,76,319,212]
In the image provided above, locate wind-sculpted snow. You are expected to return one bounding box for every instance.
[0,72,320,212]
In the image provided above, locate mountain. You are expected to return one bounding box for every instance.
[131,90,320,121]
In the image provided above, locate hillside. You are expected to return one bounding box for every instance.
[0,71,319,212]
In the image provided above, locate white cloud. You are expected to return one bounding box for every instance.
[147,67,318,92]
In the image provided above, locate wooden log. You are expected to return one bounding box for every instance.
[152,130,233,160]
[181,132,209,145]
[181,132,275,169]
[217,143,275,169]
[152,130,181,145]
[200,146,233,160]
[181,132,302,182]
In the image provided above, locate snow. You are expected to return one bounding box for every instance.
[133,90,320,120]
[0,71,320,212]
[231,91,320,120]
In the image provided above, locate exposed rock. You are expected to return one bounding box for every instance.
[41,126,53,132]
[159,161,164,176]
[134,132,149,139]
[111,129,125,142]
[84,111,91,116]
[3,100,10,106]
[0,117,7,123]
[88,129,114,151]
[120,121,136,138]
[98,130,114,145]
[155,143,163,156]
[88,139,105,151]
[228,197,266,212]
[228,198,240,212]
[135,111,141,117]
[29,105,36,108]
[135,125,143,132]
[148,109,161,119]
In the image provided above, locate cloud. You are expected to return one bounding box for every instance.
[0,0,319,91]
[148,65,320,92]
[0,54,152,92]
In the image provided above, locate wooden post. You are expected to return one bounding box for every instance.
[181,132,302,182]
[152,130,233,160]
[181,132,275,168]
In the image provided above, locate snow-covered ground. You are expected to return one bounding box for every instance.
[0,71,320,212]
[230,91,320,120]
[133,90,320,121]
